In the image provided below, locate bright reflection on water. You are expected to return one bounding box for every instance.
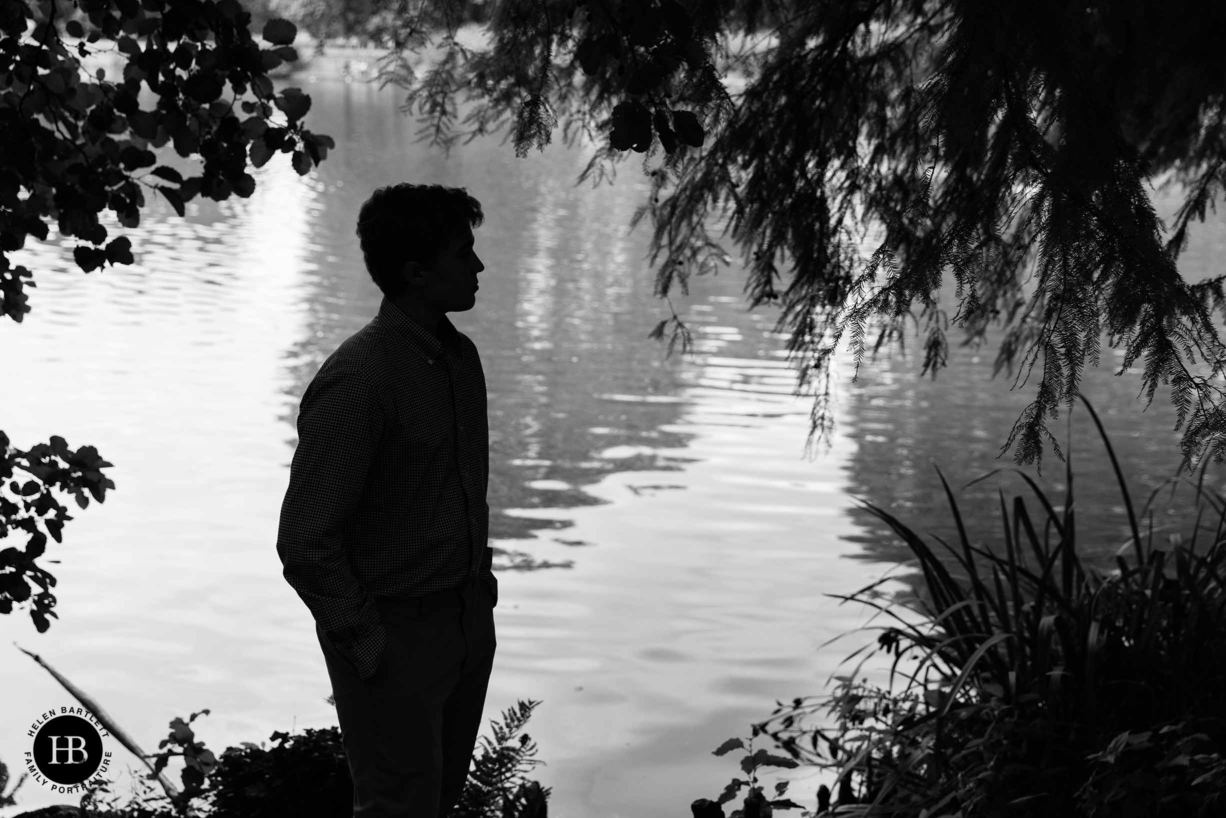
[2,75,1225,817]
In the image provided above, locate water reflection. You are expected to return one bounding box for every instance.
[837,182,1226,573]
[3,72,1225,818]
[264,87,696,562]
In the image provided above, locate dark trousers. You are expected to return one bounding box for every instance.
[317,578,497,818]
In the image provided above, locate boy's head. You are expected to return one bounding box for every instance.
[356,183,485,313]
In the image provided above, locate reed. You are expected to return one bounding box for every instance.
[707,395,1226,817]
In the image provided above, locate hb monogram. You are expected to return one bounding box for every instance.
[46,735,90,765]
[30,713,106,786]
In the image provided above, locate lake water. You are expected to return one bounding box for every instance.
[3,74,1224,817]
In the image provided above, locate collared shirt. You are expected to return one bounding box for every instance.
[277,296,495,680]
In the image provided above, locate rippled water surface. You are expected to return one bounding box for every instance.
[3,76,1225,816]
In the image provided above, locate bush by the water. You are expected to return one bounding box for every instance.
[703,396,1226,817]
[15,700,548,818]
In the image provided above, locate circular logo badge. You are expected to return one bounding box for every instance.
[32,714,105,785]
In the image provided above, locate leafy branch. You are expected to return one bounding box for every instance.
[1,432,115,632]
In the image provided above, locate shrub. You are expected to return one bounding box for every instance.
[204,726,351,818]
[703,395,1226,817]
[72,699,549,818]
[1,758,27,808]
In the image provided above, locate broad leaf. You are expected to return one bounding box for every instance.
[262,18,297,45]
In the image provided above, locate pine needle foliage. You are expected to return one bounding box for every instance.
[375,0,1226,472]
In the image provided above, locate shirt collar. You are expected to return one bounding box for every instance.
[377,297,463,363]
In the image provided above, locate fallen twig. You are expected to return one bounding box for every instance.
[15,643,183,806]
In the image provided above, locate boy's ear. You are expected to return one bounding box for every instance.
[401,259,425,288]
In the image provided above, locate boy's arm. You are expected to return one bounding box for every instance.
[277,361,387,681]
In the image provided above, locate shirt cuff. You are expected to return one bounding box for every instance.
[325,620,387,681]
[481,570,498,608]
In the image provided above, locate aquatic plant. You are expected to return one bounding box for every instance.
[703,395,1226,816]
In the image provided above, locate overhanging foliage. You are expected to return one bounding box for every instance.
[375,0,1226,472]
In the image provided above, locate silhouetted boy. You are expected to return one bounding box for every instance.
[278,183,496,818]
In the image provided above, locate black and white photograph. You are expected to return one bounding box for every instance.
[4,1,1226,816]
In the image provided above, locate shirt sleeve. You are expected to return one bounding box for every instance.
[277,359,388,680]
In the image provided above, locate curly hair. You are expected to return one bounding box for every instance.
[355,183,485,298]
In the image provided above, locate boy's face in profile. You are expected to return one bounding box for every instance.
[403,225,485,315]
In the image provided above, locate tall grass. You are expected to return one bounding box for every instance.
[708,396,1226,817]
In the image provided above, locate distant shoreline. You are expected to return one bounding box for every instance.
[284,27,493,82]
[279,45,406,83]
[76,23,756,92]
